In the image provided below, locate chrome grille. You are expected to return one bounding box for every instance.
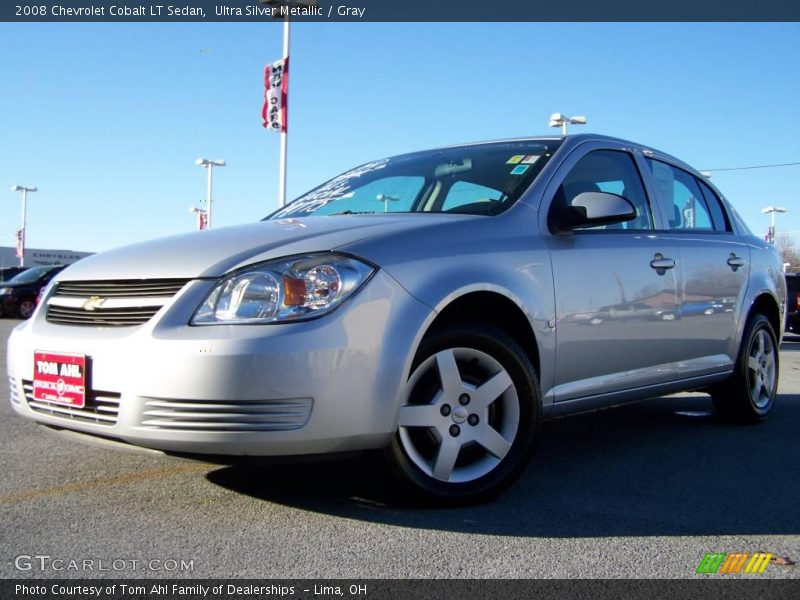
[46,279,189,327]
[47,305,161,327]
[23,380,121,426]
[141,397,313,432]
[9,377,20,405]
[55,280,189,298]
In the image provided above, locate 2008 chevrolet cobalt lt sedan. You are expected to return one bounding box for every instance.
[7,134,786,502]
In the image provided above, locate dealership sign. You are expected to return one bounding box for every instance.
[33,351,87,408]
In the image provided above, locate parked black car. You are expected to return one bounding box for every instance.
[0,267,28,283]
[786,273,800,333]
[0,265,66,319]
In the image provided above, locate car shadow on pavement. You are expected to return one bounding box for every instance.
[206,393,800,538]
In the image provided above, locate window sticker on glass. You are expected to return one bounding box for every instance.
[521,155,540,164]
[506,155,525,164]
[510,165,530,175]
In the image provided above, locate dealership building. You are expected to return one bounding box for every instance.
[0,246,92,269]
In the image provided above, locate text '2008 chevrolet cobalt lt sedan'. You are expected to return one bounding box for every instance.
[7,134,786,503]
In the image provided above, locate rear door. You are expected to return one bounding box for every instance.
[643,158,750,366]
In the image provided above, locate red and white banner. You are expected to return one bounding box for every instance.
[198,210,208,231]
[262,57,288,133]
[15,228,24,259]
[33,351,86,408]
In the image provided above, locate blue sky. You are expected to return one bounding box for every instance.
[0,22,798,254]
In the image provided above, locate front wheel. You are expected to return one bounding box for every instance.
[17,298,36,319]
[384,321,540,504]
[712,313,778,423]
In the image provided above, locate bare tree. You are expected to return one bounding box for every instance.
[777,235,800,272]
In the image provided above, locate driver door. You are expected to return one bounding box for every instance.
[544,144,682,402]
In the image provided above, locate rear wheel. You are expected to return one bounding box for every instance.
[712,313,778,423]
[385,321,540,504]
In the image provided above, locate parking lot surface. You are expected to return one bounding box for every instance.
[1,318,798,579]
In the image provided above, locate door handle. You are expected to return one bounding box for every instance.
[727,254,746,269]
[650,253,676,273]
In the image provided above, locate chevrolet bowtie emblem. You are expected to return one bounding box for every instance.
[82,296,107,311]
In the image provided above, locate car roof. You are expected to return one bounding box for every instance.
[409,133,701,176]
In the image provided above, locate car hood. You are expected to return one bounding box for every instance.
[55,215,473,281]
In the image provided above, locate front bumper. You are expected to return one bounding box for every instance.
[0,294,18,315]
[7,271,434,456]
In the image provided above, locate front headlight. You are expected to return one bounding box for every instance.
[191,253,375,325]
[0,287,11,296]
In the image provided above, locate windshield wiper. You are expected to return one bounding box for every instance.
[332,210,376,215]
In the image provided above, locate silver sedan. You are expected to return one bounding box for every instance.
[7,134,785,502]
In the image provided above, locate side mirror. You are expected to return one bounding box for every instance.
[551,191,637,234]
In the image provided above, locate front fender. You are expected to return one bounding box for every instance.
[379,251,557,408]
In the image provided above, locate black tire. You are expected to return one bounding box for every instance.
[384,320,540,504]
[711,313,778,424]
[17,298,36,319]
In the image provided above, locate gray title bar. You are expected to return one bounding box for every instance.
[3,0,800,22]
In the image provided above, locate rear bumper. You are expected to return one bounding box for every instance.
[7,271,434,456]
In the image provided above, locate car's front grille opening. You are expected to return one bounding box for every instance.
[45,279,190,327]
[46,305,162,327]
[55,280,189,298]
[141,397,313,432]
[22,380,121,426]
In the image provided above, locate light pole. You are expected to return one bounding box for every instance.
[11,185,37,266]
[195,159,225,229]
[548,113,587,135]
[259,0,318,207]
[376,193,399,213]
[762,206,787,244]
[278,8,290,208]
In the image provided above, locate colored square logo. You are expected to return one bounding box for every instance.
[510,165,529,175]
[506,155,524,164]
[521,155,540,164]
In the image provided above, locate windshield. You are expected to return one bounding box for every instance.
[268,140,562,219]
[8,266,57,284]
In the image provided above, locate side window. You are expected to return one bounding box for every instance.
[551,149,653,231]
[312,176,425,215]
[646,159,720,232]
[698,180,731,232]
[442,181,503,213]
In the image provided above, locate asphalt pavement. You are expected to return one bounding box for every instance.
[1,317,798,579]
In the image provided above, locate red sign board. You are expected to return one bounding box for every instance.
[33,351,87,409]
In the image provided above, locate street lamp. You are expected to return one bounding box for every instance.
[762,206,787,244]
[195,159,225,229]
[11,185,37,266]
[376,193,399,213]
[548,113,587,135]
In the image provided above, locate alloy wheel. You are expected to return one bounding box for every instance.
[746,329,776,409]
[398,347,520,483]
